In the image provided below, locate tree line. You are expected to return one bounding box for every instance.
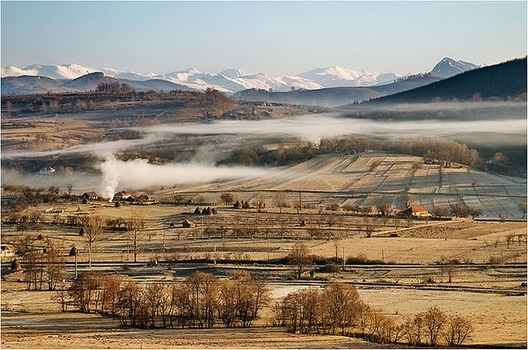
[63,271,473,347]
[274,282,473,347]
[219,135,484,170]
[66,270,269,329]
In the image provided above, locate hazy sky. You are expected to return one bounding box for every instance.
[1,1,526,75]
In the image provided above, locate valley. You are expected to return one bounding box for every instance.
[1,81,526,349]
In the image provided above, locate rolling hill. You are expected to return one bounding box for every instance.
[363,57,527,105]
[234,74,443,107]
[1,72,195,95]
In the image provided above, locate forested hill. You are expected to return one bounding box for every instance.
[363,57,527,105]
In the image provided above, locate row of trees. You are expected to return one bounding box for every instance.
[220,135,484,171]
[67,270,270,329]
[274,283,473,347]
[20,238,68,291]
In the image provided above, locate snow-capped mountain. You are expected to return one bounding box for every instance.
[298,66,400,87]
[1,63,404,93]
[430,57,480,78]
[1,57,479,94]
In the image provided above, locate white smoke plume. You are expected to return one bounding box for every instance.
[98,155,271,200]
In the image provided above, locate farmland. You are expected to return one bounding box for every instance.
[1,94,527,348]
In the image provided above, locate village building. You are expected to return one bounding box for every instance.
[82,192,100,201]
[113,191,134,202]
[38,166,56,175]
[398,205,432,218]
[1,244,17,262]
[136,194,153,203]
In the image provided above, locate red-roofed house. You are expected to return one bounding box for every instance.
[113,191,134,202]
[398,205,432,218]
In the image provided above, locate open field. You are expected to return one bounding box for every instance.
[1,266,526,349]
[1,102,527,348]
[171,152,526,219]
[1,197,527,348]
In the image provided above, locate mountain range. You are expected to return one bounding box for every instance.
[1,57,478,96]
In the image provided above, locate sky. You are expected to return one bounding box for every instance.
[1,1,526,76]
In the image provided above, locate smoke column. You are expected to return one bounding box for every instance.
[97,155,271,199]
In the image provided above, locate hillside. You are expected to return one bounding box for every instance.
[234,74,443,107]
[1,75,65,94]
[161,152,527,219]
[364,57,527,105]
[1,72,195,95]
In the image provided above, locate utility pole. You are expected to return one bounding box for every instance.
[342,246,345,270]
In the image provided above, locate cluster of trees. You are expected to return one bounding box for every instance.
[274,283,473,347]
[219,143,316,167]
[96,82,132,93]
[319,135,483,169]
[2,184,71,212]
[20,238,68,291]
[221,135,484,172]
[201,88,237,112]
[222,132,523,179]
[68,270,270,329]
[431,204,483,218]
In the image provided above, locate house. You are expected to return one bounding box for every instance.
[136,194,153,203]
[398,205,432,218]
[113,191,134,202]
[82,191,100,201]
[38,166,56,175]
[1,244,17,262]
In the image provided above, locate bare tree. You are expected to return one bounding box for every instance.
[126,211,145,263]
[323,282,363,335]
[23,250,45,290]
[66,183,73,197]
[274,191,288,214]
[376,202,391,216]
[80,215,104,268]
[423,306,447,346]
[220,192,235,206]
[45,245,68,290]
[401,192,413,208]
[441,258,458,283]
[443,314,473,347]
[287,242,312,279]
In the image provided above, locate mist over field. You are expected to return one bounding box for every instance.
[98,156,271,200]
[139,114,527,145]
[2,111,525,197]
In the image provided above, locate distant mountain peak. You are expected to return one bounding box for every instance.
[219,68,246,78]
[431,57,480,78]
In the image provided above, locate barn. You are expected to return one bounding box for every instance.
[398,205,432,218]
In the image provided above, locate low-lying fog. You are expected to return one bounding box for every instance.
[137,114,526,145]
[2,113,526,198]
